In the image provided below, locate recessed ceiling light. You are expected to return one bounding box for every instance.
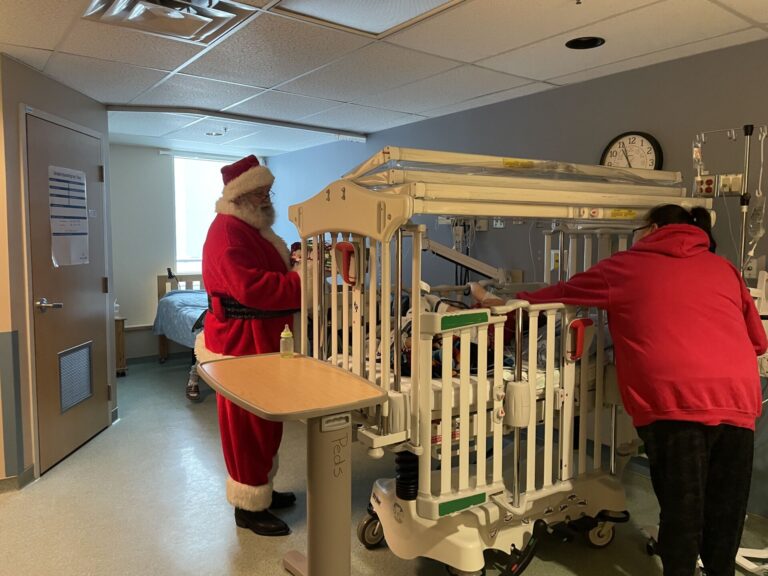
[565,36,605,50]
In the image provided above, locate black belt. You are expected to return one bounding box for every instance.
[209,296,298,320]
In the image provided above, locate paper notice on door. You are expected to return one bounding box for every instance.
[49,166,89,266]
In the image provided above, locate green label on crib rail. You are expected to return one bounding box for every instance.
[439,493,487,516]
[441,312,489,331]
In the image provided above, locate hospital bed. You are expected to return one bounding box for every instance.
[288,146,711,575]
[152,271,206,401]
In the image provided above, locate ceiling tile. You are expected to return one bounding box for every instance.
[110,133,256,157]
[43,53,168,104]
[0,44,52,71]
[278,42,459,101]
[716,0,768,24]
[0,0,83,50]
[181,12,370,88]
[386,0,659,63]
[163,117,267,142]
[551,27,768,85]
[355,65,530,114]
[226,91,342,121]
[227,125,339,152]
[421,82,555,118]
[58,20,204,72]
[109,112,203,137]
[132,74,263,110]
[303,104,425,133]
[477,0,754,81]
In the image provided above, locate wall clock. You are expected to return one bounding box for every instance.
[600,131,663,170]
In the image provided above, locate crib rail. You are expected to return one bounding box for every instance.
[297,224,628,526]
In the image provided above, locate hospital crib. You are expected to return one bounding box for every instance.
[289,146,710,575]
[295,226,638,575]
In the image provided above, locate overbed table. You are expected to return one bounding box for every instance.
[198,353,387,576]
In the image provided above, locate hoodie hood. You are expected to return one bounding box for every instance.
[630,223,710,258]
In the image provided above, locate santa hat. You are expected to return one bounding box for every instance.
[220,154,274,201]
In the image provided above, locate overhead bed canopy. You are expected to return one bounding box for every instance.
[289,146,711,241]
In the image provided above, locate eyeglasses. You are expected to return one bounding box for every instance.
[632,224,651,235]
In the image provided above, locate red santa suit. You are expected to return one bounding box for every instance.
[195,155,301,512]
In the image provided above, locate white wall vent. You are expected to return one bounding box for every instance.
[83,1,256,44]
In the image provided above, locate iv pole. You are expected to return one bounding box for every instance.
[739,124,754,270]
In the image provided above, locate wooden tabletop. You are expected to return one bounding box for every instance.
[198,354,387,421]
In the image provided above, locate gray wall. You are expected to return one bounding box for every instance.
[267,38,768,516]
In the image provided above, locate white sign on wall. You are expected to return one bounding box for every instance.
[48,165,89,266]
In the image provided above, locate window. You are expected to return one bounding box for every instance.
[173,156,231,273]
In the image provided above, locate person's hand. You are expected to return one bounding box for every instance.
[468,282,488,303]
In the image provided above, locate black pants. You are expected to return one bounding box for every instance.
[637,421,754,576]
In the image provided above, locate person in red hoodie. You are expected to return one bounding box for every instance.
[195,155,302,537]
[517,204,767,576]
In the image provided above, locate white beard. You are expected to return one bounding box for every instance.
[214,197,291,268]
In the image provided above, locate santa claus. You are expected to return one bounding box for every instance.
[195,154,301,536]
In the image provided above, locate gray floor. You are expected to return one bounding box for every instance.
[1,356,767,576]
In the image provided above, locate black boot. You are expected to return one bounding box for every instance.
[270,490,297,510]
[234,508,290,536]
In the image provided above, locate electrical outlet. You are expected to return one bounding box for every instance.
[475,218,489,231]
[492,217,506,229]
[719,173,743,195]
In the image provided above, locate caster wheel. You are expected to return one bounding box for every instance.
[646,537,658,556]
[357,514,385,549]
[586,523,615,548]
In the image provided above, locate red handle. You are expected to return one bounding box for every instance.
[567,318,594,361]
[335,242,357,286]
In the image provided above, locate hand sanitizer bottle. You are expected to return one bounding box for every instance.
[280,325,294,358]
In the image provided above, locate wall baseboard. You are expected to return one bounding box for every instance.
[0,465,35,493]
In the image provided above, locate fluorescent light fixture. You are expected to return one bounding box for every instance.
[82,0,254,43]
[276,0,460,35]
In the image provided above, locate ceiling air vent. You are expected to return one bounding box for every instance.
[83,0,256,44]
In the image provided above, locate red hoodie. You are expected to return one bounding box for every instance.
[517,224,767,430]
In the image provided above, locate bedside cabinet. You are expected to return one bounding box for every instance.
[115,317,127,377]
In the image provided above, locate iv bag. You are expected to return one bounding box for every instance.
[748,194,766,241]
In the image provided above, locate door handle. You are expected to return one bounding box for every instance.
[35,298,64,313]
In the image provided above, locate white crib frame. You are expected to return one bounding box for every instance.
[288,146,712,573]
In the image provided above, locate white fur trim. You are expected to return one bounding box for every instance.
[226,476,272,511]
[259,227,291,269]
[215,196,274,230]
[194,332,233,365]
[222,165,274,201]
[212,201,292,269]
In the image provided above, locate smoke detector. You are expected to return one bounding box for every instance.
[83,0,256,44]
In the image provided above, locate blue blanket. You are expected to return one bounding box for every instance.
[152,290,207,349]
